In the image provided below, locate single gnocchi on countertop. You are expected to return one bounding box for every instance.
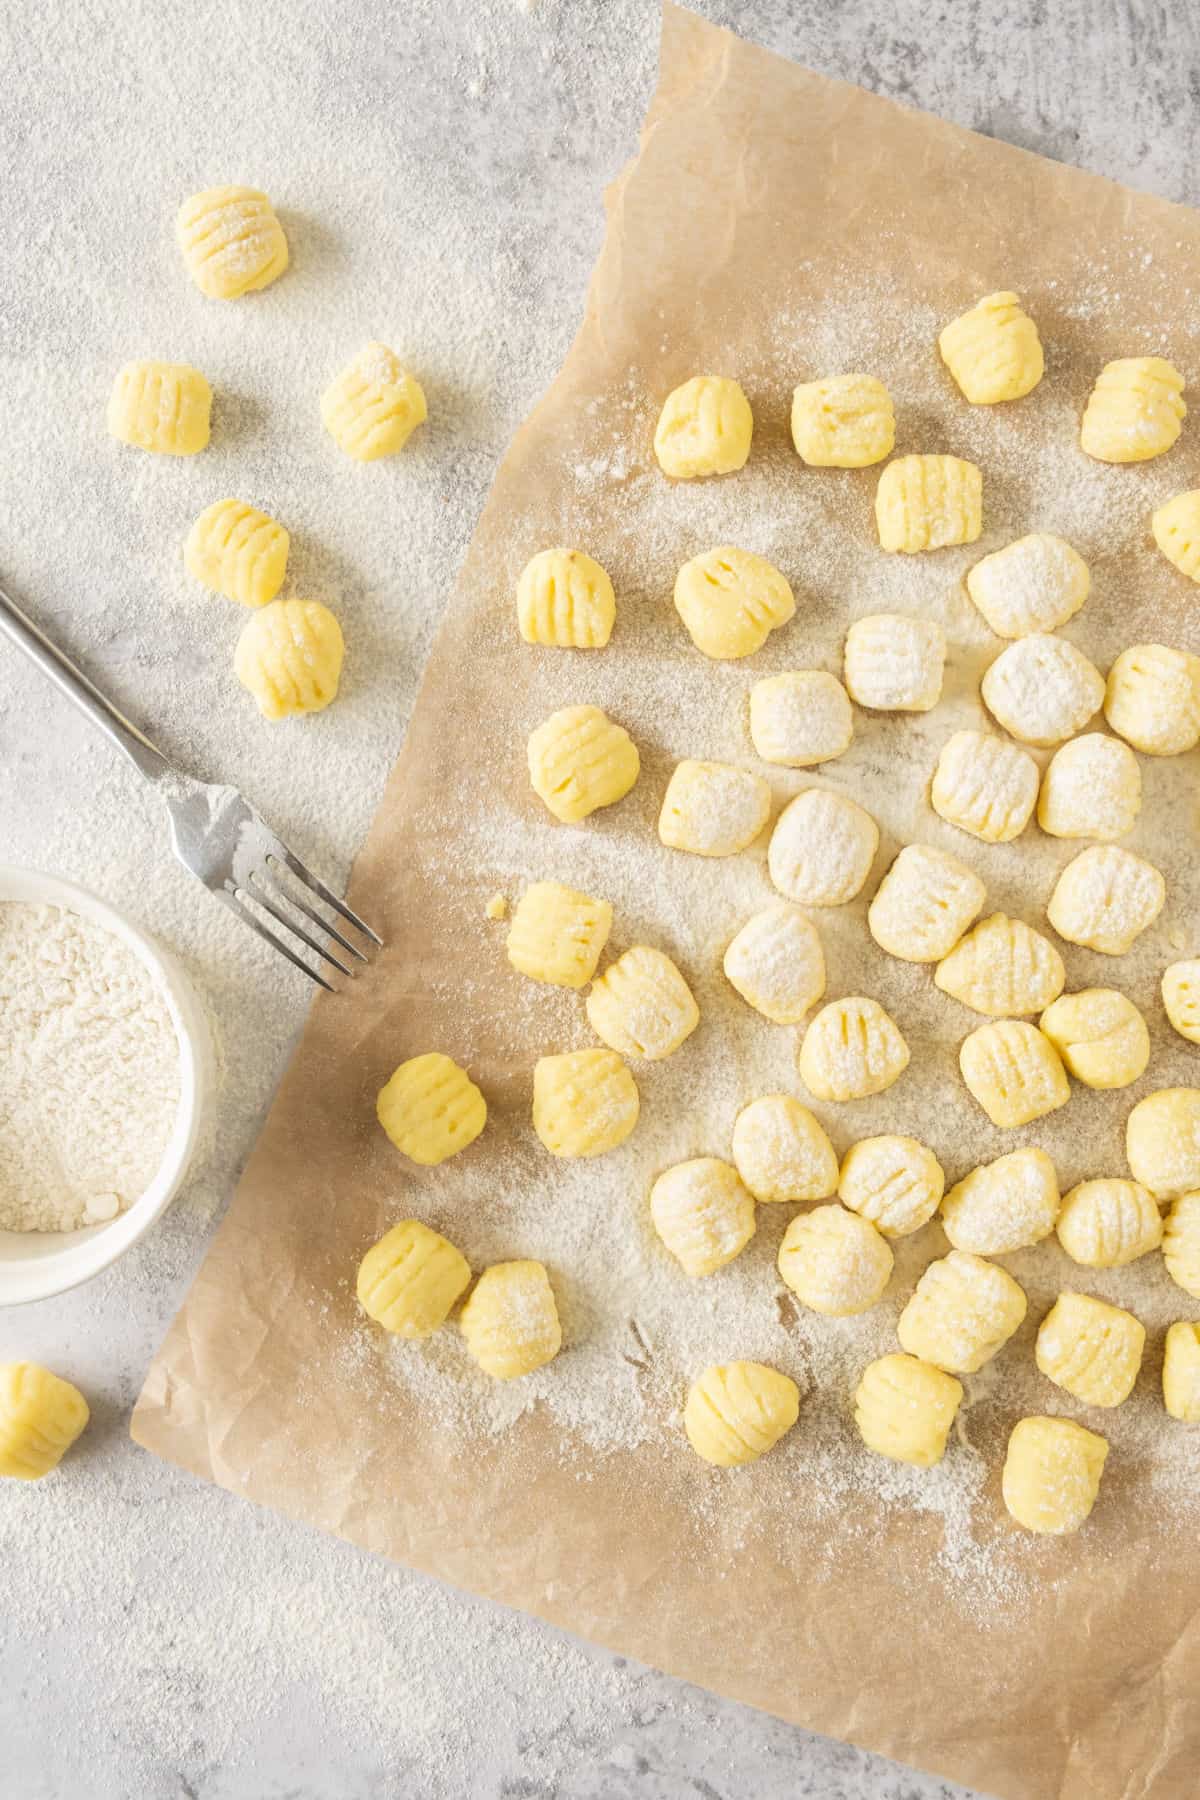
[897,1249,1027,1374]
[843,613,945,712]
[1046,845,1165,956]
[234,598,344,720]
[673,547,795,660]
[505,880,612,989]
[1164,1193,1200,1299]
[460,1261,562,1380]
[654,376,753,480]
[176,185,288,298]
[377,1053,487,1166]
[767,788,879,906]
[1036,1292,1145,1408]
[790,373,895,467]
[930,731,1039,844]
[516,548,616,649]
[585,945,699,1061]
[0,1363,89,1481]
[532,1049,639,1158]
[798,996,910,1103]
[1039,989,1150,1089]
[1126,1089,1200,1200]
[1080,356,1186,463]
[321,343,427,461]
[356,1220,472,1338]
[1055,1178,1162,1269]
[1002,1416,1108,1535]
[777,1203,894,1317]
[837,1135,945,1238]
[939,291,1044,404]
[981,634,1105,746]
[185,499,290,608]
[1104,643,1200,756]
[1162,1321,1200,1422]
[1162,960,1200,1044]
[874,454,982,553]
[854,1353,963,1468]
[748,671,853,767]
[934,913,1065,1018]
[731,1094,838,1204]
[965,533,1089,638]
[1037,734,1142,842]
[722,904,826,1024]
[867,843,986,964]
[683,1361,800,1467]
[941,1147,1061,1257]
[658,759,771,858]
[1152,490,1200,583]
[108,360,212,456]
[650,1159,756,1279]
[527,705,640,823]
[959,1020,1069,1129]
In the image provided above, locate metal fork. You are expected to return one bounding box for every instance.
[0,582,382,990]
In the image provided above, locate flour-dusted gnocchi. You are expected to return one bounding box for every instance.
[683,1361,800,1466]
[1002,1416,1109,1535]
[959,1020,1070,1129]
[981,635,1104,746]
[1104,643,1200,756]
[532,1049,639,1158]
[854,1353,963,1468]
[790,373,895,467]
[1047,845,1165,955]
[731,1094,838,1204]
[650,1159,756,1278]
[107,360,212,456]
[356,1220,472,1338]
[321,343,427,461]
[184,498,289,608]
[1126,1089,1200,1200]
[1039,990,1150,1089]
[843,614,946,712]
[722,905,826,1024]
[867,844,986,963]
[1163,960,1200,1045]
[1163,1321,1200,1422]
[654,376,754,480]
[234,598,345,720]
[874,454,983,552]
[1080,356,1186,463]
[377,1053,487,1165]
[934,913,1065,1018]
[838,1135,945,1237]
[176,185,289,298]
[460,1261,562,1380]
[516,548,616,649]
[939,291,1044,404]
[799,996,910,1102]
[1163,1193,1200,1299]
[965,533,1089,639]
[748,671,853,767]
[1056,1178,1162,1268]
[586,945,699,1061]
[1036,1292,1145,1408]
[506,881,612,989]
[528,705,640,823]
[897,1249,1027,1374]
[767,789,879,906]
[777,1204,894,1317]
[1037,734,1142,841]
[674,547,795,660]
[0,1364,89,1481]
[1152,490,1200,583]
[941,1147,1060,1256]
[930,730,1039,844]
[658,759,771,857]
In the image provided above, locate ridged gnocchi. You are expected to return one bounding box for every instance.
[356,1220,472,1338]
[731,1094,838,1204]
[1037,733,1141,841]
[767,789,879,907]
[506,881,612,989]
[234,598,344,720]
[930,731,1039,844]
[650,1158,756,1278]
[799,996,910,1102]
[748,671,853,767]
[185,498,290,608]
[1002,1416,1108,1535]
[897,1249,1027,1374]
[854,1353,963,1467]
[532,1049,638,1158]
[874,454,983,553]
[527,705,640,823]
[321,343,427,461]
[1163,1193,1200,1299]
[981,635,1104,746]
[1162,1321,1200,1422]
[586,945,699,1061]
[654,377,753,480]
[673,547,795,660]
[959,1020,1070,1129]
[0,1364,89,1481]
[658,759,770,857]
[460,1261,562,1379]
[683,1361,800,1466]
[1152,490,1200,583]
[934,913,1065,1018]
[1039,990,1150,1089]
[1080,356,1185,463]
[790,373,895,467]
[941,1147,1060,1257]
[107,360,212,456]
[722,905,826,1024]
[939,291,1044,404]
[1036,1292,1145,1408]
[1104,643,1200,756]
[516,548,616,649]
[176,185,288,298]
[777,1204,894,1316]
[1055,1178,1162,1268]
[1162,960,1200,1044]
[837,1135,944,1237]
[1126,1089,1200,1200]
[377,1053,487,1166]
[1046,845,1165,956]
[843,613,945,712]
[965,533,1089,639]
[867,844,986,963]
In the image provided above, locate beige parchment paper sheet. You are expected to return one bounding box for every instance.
[134,8,1200,1795]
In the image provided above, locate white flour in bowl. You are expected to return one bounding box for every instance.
[0,902,180,1232]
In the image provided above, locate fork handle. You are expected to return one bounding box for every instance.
[0,581,176,786]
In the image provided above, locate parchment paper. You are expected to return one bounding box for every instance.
[133,8,1200,1795]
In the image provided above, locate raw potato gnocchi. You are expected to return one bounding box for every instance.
[517,548,615,649]
[234,598,345,720]
[527,705,640,823]
[1036,1292,1145,1408]
[321,343,427,461]
[731,1094,838,1204]
[1037,734,1142,841]
[107,360,212,456]
[586,946,699,1061]
[176,185,288,298]
[674,547,795,660]
[654,377,753,480]
[658,759,770,858]
[460,1261,562,1380]
[1039,990,1150,1089]
[934,913,1065,1018]
[941,1147,1060,1257]
[767,789,879,906]
[1162,1321,1200,1422]
[532,1049,638,1158]
[722,905,826,1025]
[1080,356,1186,463]
[377,1053,487,1166]
[1055,1178,1162,1268]
[790,373,895,467]
[837,1135,945,1237]
[1002,1416,1108,1535]
[1104,643,1200,756]
[930,731,1039,844]
[1164,1193,1200,1299]
[854,1354,962,1468]
[1162,960,1200,1044]
[0,1363,89,1481]
[843,614,945,712]
[938,291,1044,404]
[1126,1089,1200,1200]
[356,1220,471,1338]
[799,996,910,1102]
[965,533,1089,639]
[650,1159,756,1278]
[185,499,290,608]
[683,1361,800,1467]
[748,671,853,767]
[897,1249,1027,1374]
[874,454,983,553]
[505,881,612,989]
[981,635,1104,746]
[1152,490,1200,583]
[777,1204,894,1317]
[1046,845,1165,955]
[958,1020,1069,1129]
[867,844,986,964]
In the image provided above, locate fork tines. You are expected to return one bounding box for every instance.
[225,843,382,992]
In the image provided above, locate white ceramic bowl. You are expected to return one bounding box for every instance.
[0,866,214,1306]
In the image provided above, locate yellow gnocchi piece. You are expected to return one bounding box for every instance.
[527,705,640,823]
[854,1354,963,1468]
[516,548,615,649]
[654,376,753,480]
[1080,356,1185,463]
[731,1094,838,1204]
[930,730,1039,844]
[1164,1193,1200,1298]
[658,759,771,858]
[939,291,1044,404]
[532,1049,638,1158]
[650,1158,756,1278]
[356,1220,472,1338]
[1036,1292,1145,1408]
[777,1203,894,1317]
[1037,734,1142,842]
[1104,643,1200,756]
[799,996,910,1103]
[1162,1321,1200,1422]
[837,1135,944,1238]
[722,904,826,1025]
[107,360,212,456]
[485,893,507,920]
[934,913,1065,1018]
[843,613,945,712]
[1126,1089,1200,1200]
[867,844,986,964]
[981,635,1104,747]
[1039,990,1150,1089]
[0,1364,89,1481]
[460,1261,562,1380]
[184,498,290,608]
[767,789,879,907]
[897,1249,1027,1374]
[176,185,288,298]
[1047,845,1165,956]
[1055,1178,1162,1268]
[790,373,895,467]
[965,533,1089,639]
[683,1361,800,1467]
[1002,1416,1108,1535]
[959,1020,1069,1129]
[748,671,853,767]
[941,1147,1061,1256]
[586,945,699,1061]
[234,598,344,720]
[321,343,427,461]
[874,454,983,553]
[673,547,795,660]
[1152,490,1200,583]
[377,1053,487,1166]
[506,881,612,989]
[1162,960,1200,1044]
